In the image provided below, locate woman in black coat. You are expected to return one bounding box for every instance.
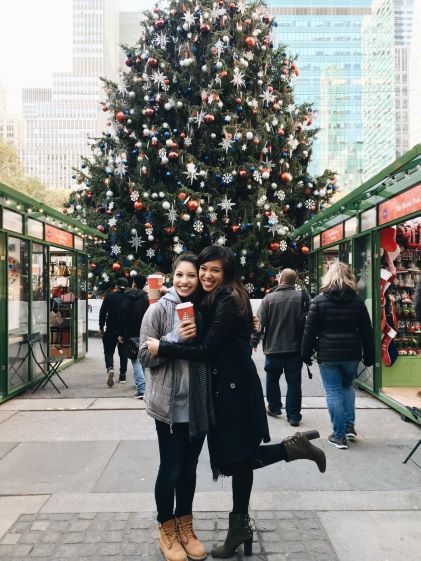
[301,262,374,450]
[148,246,326,558]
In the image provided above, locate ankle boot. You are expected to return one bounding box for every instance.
[212,512,253,558]
[283,431,326,473]
[176,514,207,560]
[159,519,188,561]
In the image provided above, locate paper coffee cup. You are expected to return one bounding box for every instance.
[148,275,164,303]
[175,302,195,321]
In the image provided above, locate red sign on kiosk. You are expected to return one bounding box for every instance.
[379,183,421,225]
[321,223,343,247]
[45,225,74,248]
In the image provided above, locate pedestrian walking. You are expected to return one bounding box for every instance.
[253,268,309,426]
[147,246,326,559]
[99,276,129,387]
[118,274,149,398]
[301,262,374,449]
[139,253,212,561]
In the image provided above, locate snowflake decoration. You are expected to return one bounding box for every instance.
[154,32,169,49]
[222,173,233,184]
[237,0,247,15]
[305,199,315,209]
[108,201,115,210]
[241,144,247,151]
[253,170,262,184]
[102,273,109,283]
[245,283,255,294]
[193,220,204,233]
[128,232,145,252]
[216,235,227,246]
[260,88,275,106]
[275,190,286,201]
[240,255,247,266]
[184,136,192,147]
[214,73,222,87]
[193,109,206,128]
[117,77,128,96]
[130,190,139,202]
[275,271,282,283]
[146,248,156,258]
[183,10,196,27]
[184,162,199,184]
[218,195,236,216]
[231,68,245,89]
[220,137,234,153]
[151,70,167,90]
[212,5,227,19]
[214,39,226,58]
[110,244,121,256]
[173,242,184,254]
[296,202,303,209]
[145,227,153,236]
[142,81,151,91]
[108,217,117,227]
[209,212,218,222]
[289,137,299,151]
[166,204,178,225]
[114,158,127,178]
[265,224,279,237]
[244,51,254,61]
[158,148,167,159]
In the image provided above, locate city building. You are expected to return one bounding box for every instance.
[21,0,120,190]
[408,0,421,149]
[362,0,396,179]
[0,82,26,151]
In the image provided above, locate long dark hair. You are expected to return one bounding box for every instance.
[198,246,252,318]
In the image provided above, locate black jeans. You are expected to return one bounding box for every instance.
[264,353,303,422]
[155,420,205,523]
[102,330,127,374]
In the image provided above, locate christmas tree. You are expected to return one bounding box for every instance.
[66,0,336,295]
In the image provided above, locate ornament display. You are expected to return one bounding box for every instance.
[112,262,122,272]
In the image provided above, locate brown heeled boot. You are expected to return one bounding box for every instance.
[176,514,207,560]
[283,430,327,473]
[159,519,188,561]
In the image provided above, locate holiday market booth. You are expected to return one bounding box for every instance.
[292,145,421,423]
[0,182,106,402]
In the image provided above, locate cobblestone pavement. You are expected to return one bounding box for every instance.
[0,511,338,561]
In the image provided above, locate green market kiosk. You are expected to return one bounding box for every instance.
[292,145,421,423]
[0,182,106,402]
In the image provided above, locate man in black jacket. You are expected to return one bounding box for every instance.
[118,274,149,397]
[253,269,310,427]
[99,277,129,387]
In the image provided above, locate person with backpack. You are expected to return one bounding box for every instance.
[118,274,149,398]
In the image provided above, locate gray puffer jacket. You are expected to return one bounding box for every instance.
[138,288,189,425]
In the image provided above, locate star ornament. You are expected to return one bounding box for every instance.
[183,10,196,27]
[128,231,145,252]
[218,195,236,216]
[231,68,245,89]
[184,162,199,184]
[166,204,178,225]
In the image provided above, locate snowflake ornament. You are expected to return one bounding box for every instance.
[218,195,236,216]
[166,204,178,225]
[130,190,139,202]
[209,212,218,222]
[151,70,168,90]
[110,244,121,256]
[279,240,288,252]
[184,162,199,184]
[305,199,315,209]
[237,0,247,15]
[216,235,227,246]
[253,170,262,184]
[193,109,206,128]
[117,77,128,96]
[183,10,196,27]
[146,248,156,258]
[275,190,286,201]
[231,68,245,89]
[173,242,184,254]
[154,32,169,49]
[244,51,254,61]
[158,148,167,159]
[128,232,145,252]
[220,137,234,153]
[114,158,127,178]
[108,201,115,210]
[240,255,247,266]
[222,173,233,184]
[214,39,226,58]
[193,220,204,233]
[145,227,153,236]
[184,136,192,147]
[260,88,276,106]
[245,283,255,294]
[108,217,117,227]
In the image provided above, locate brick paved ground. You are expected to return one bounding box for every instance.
[0,511,338,561]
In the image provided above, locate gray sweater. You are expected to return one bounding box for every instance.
[138,287,189,425]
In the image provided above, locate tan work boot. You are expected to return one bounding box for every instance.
[176,515,207,560]
[159,519,188,561]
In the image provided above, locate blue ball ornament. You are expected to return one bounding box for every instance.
[236,105,243,113]
[131,148,138,155]
[126,52,132,58]
[156,256,163,263]
[149,98,156,105]
[164,131,171,139]
[173,129,178,133]
[203,155,210,162]
[166,171,172,177]
[215,174,222,182]
[185,87,193,96]
[249,166,256,173]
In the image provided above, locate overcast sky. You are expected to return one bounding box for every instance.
[0,0,156,112]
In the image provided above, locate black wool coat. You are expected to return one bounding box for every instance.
[301,288,374,365]
[158,288,270,470]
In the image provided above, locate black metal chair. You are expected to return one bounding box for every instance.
[27,332,68,394]
[8,338,29,389]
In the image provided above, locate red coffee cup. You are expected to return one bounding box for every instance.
[175,302,195,321]
[148,274,164,304]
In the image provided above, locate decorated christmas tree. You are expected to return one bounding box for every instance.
[66,0,336,295]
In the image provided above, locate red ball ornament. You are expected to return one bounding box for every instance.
[245,18,252,25]
[239,169,248,180]
[277,128,285,136]
[91,263,97,270]
[204,113,215,124]
[134,201,143,210]
[112,262,122,273]
[187,200,199,212]
[144,222,152,229]
[231,224,240,233]
[301,245,310,255]
[165,226,176,234]
[104,178,110,186]
[180,132,186,139]
[270,242,280,251]
[178,192,187,201]
[220,70,228,78]
[245,36,256,48]
[144,108,155,118]
[115,111,125,122]
[97,225,105,232]
[200,23,211,33]
[281,67,289,75]
[229,2,236,10]
[279,172,292,183]
[168,151,179,161]
[86,191,93,198]
[155,18,166,29]
[106,209,113,215]
[147,57,158,67]
[283,204,290,213]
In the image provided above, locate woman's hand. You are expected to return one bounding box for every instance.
[252,315,260,332]
[147,337,160,356]
[178,319,197,340]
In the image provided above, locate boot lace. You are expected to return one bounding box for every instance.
[161,524,179,549]
[177,518,197,544]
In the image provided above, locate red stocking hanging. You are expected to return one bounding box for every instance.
[382,327,398,367]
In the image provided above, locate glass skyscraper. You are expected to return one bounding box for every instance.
[267,0,373,192]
